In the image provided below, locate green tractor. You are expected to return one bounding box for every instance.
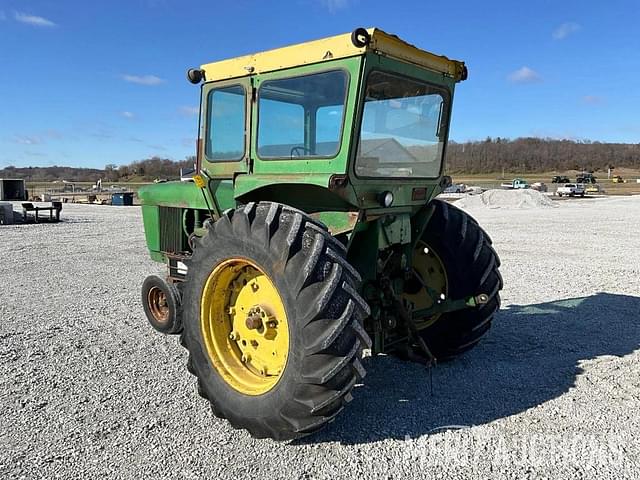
[139,28,502,440]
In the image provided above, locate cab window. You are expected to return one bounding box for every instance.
[257,70,348,159]
[205,85,246,161]
[355,71,449,178]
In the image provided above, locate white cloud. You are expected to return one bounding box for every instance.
[553,22,580,40]
[44,129,63,140]
[14,12,57,27]
[147,144,167,152]
[179,106,199,116]
[13,135,44,145]
[582,95,604,105]
[121,74,165,86]
[319,0,352,13]
[11,130,62,145]
[121,111,135,119]
[90,130,114,140]
[508,66,542,84]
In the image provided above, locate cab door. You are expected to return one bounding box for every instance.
[199,77,253,178]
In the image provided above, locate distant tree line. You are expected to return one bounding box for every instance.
[446,137,640,174]
[2,138,639,182]
[0,156,196,183]
[104,156,196,182]
[0,165,106,182]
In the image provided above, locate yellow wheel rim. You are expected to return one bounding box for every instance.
[403,241,448,328]
[200,258,289,395]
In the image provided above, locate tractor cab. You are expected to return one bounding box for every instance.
[140,27,467,264]
[190,28,466,213]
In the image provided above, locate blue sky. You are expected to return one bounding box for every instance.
[1,0,639,168]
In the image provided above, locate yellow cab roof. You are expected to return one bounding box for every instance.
[200,28,467,82]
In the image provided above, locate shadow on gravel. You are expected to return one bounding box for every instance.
[297,292,640,445]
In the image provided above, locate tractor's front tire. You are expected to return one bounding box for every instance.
[416,200,503,359]
[141,275,182,334]
[180,202,370,440]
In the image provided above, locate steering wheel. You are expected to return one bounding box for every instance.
[290,146,313,158]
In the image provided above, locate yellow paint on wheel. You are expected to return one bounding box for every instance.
[403,241,448,328]
[200,258,289,395]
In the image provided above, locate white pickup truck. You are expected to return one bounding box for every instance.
[556,183,585,197]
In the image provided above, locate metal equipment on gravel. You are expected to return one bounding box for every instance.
[139,27,502,440]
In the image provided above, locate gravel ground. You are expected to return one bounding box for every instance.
[1,197,639,479]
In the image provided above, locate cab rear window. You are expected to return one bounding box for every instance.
[257,70,348,159]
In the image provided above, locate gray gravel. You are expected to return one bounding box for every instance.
[1,198,639,479]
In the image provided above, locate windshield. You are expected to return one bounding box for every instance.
[355,71,449,178]
[257,70,348,159]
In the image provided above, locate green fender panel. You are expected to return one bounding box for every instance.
[138,180,234,211]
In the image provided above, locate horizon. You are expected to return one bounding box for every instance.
[2,135,640,172]
[1,0,639,169]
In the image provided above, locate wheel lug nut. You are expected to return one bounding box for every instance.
[241,354,251,363]
[245,314,263,330]
[229,331,239,341]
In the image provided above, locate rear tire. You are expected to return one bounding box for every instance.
[415,200,503,359]
[180,202,370,440]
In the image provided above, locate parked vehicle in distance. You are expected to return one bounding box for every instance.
[443,183,466,193]
[466,186,484,195]
[585,183,602,194]
[501,178,529,189]
[530,182,548,192]
[612,175,625,183]
[556,183,585,197]
[552,175,570,183]
[576,173,597,184]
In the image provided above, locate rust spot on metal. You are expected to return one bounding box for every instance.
[245,314,263,330]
